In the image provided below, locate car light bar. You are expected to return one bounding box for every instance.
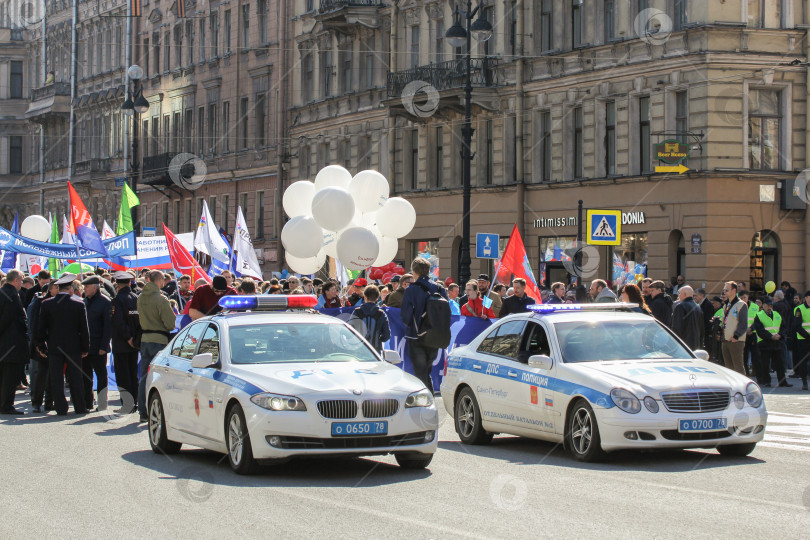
[218,295,318,311]
[527,303,640,313]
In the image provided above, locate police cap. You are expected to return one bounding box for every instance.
[55,273,77,286]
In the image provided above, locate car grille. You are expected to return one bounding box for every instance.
[362,399,399,418]
[660,390,730,413]
[272,432,428,450]
[317,400,358,419]
[660,429,732,441]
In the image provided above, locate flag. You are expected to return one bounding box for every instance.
[234,206,263,279]
[164,224,211,286]
[48,213,61,275]
[194,199,230,263]
[209,231,241,278]
[176,0,185,18]
[493,224,542,304]
[61,214,75,245]
[0,212,18,272]
[116,183,140,236]
[131,0,141,17]
[101,220,115,239]
[68,181,108,256]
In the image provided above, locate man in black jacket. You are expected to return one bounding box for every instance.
[27,279,57,412]
[35,274,91,415]
[500,278,537,317]
[672,286,704,350]
[82,275,112,411]
[110,271,140,413]
[0,270,29,414]
[649,280,673,328]
[694,288,715,351]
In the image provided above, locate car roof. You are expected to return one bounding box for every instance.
[531,311,654,324]
[211,311,345,327]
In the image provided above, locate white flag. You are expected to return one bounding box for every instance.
[101,220,115,239]
[61,214,75,245]
[234,206,263,279]
[194,199,230,263]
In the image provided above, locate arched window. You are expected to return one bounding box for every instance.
[750,230,780,292]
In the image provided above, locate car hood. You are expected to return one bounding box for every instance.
[570,359,751,395]
[227,361,425,397]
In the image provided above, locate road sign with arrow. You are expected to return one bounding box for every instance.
[476,233,499,259]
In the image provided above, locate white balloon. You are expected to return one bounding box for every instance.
[336,227,380,271]
[349,170,389,213]
[281,215,323,259]
[286,251,325,275]
[282,181,316,218]
[360,211,377,228]
[314,165,352,191]
[375,197,416,239]
[20,215,51,242]
[371,236,398,267]
[311,187,355,231]
[322,230,338,258]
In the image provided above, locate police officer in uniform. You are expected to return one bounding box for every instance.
[752,296,791,388]
[82,275,112,410]
[27,279,57,412]
[35,274,90,415]
[110,271,141,413]
[0,270,29,415]
[792,291,810,391]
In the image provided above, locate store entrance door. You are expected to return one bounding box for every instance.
[546,263,570,287]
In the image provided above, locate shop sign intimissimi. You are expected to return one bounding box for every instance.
[534,212,646,228]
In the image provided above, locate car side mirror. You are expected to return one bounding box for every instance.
[191,353,215,369]
[528,354,553,370]
[383,350,402,364]
[693,349,710,361]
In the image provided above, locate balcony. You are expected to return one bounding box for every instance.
[316,0,384,28]
[26,82,72,122]
[74,158,112,175]
[142,152,176,186]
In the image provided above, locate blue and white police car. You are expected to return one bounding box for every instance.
[440,304,767,462]
[145,295,438,474]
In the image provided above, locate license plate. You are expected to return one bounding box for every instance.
[677,418,728,432]
[331,421,388,437]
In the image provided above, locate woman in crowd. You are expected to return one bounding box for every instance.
[620,283,652,315]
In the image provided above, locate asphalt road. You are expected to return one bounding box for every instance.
[1,387,809,539]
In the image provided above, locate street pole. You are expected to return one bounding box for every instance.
[129,79,140,235]
[458,0,474,288]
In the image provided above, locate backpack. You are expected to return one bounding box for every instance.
[349,307,386,352]
[412,282,452,349]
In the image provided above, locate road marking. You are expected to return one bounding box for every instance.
[762,412,810,452]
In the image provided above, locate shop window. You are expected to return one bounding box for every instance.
[750,230,779,292]
[412,240,440,280]
[612,233,648,288]
[539,236,577,288]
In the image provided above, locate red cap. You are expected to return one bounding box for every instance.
[354,278,368,287]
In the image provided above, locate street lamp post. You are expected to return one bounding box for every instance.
[121,64,149,234]
[446,3,492,287]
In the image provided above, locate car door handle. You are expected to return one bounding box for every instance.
[473,364,482,370]
[508,371,518,378]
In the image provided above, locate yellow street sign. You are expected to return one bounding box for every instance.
[655,164,690,174]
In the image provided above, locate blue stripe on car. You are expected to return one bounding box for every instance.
[163,356,265,395]
[449,356,614,409]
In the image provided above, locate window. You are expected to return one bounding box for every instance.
[572,0,583,48]
[224,10,231,53]
[171,326,189,357]
[186,21,194,66]
[486,321,527,359]
[152,203,158,228]
[748,89,780,170]
[573,106,583,178]
[675,91,688,134]
[186,199,193,232]
[198,198,204,225]
[639,96,650,173]
[174,200,181,231]
[179,323,207,359]
[222,101,230,152]
[519,323,551,362]
[604,0,615,41]
[172,112,181,152]
[208,103,217,154]
[300,145,311,178]
[359,136,372,170]
[306,0,314,11]
[211,12,219,56]
[342,139,352,169]
[410,26,420,68]
[143,38,149,77]
[362,38,374,89]
[747,0,782,28]
[163,115,170,153]
[541,0,553,52]
[612,233,648,287]
[340,45,352,93]
[151,116,159,155]
[197,325,220,363]
[321,49,333,97]
[673,0,686,31]
[435,126,444,187]
[241,4,250,49]
[239,97,249,150]
[153,32,160,75]
[541,110,552,181]
[435,20,445,62]
[223,194,230,231]
[256,191,265,238]
[162,202,169,227]
[509,1,518,56]
[143,119,149,157]
[240,193,249,222]
[9,136,22,173]
[164,30,171,71]
[605,101,615,176]
[197,106,205,155]
[750,230,779,292]
[208,196,217,223]
[184,109,193,152]
[174,25,182,67]
[477,326,499,354]
[483,118,493,185]
[410,129,419,189]
[10,61,23,99]
[258,0,267,45]
[318,142,330,169]
[199,17,206,63]
[302,54,314,102]
[255,93,266,147]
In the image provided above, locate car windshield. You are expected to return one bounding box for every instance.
[228,323,380,364]
[554,319,693,363]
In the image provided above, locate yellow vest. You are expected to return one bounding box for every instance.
[747,302,759,328]
[794,304,810,340]
[755,310,781,343]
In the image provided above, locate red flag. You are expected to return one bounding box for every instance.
[68,181,108,255]
[163,224,211,286]
[493,224,542,304]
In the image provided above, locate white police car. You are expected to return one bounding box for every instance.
[440,304,767,462]
[145,295,438,474]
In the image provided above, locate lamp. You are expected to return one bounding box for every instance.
[445,9,467,48]
[120,95,135,116]
[470,15,493,42]
[134,94,150,114]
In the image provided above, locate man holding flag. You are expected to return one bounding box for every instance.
[492,224,542,314]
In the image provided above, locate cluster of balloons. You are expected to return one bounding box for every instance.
[368,262,406,283]
[281,165,416,274]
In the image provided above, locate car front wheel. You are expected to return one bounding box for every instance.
[395,453,434,469]
[565,399,605,462]
[717,442,757,457]
[454,387,493,445]
[148,392,182,455]
[226,404,259,475]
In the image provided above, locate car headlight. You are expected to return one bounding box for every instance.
[745,382,763,408]
[405,389,434,408]
[643,396,659,413]
[733,392,745,409]
[610,388,641,414]
[250,393,307,412]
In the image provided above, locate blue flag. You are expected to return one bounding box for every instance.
[209,230,241,277]
[0,212,18,272]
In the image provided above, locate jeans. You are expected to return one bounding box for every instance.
[407,340,438,394]
[138,342,165,415]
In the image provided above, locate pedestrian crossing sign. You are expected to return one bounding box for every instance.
[586,209,621,245]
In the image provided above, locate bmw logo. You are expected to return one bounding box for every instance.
[352,389,362,396]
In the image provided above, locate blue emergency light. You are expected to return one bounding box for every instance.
[218,295,318,311]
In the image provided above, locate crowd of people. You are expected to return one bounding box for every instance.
[1,263,807,419]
